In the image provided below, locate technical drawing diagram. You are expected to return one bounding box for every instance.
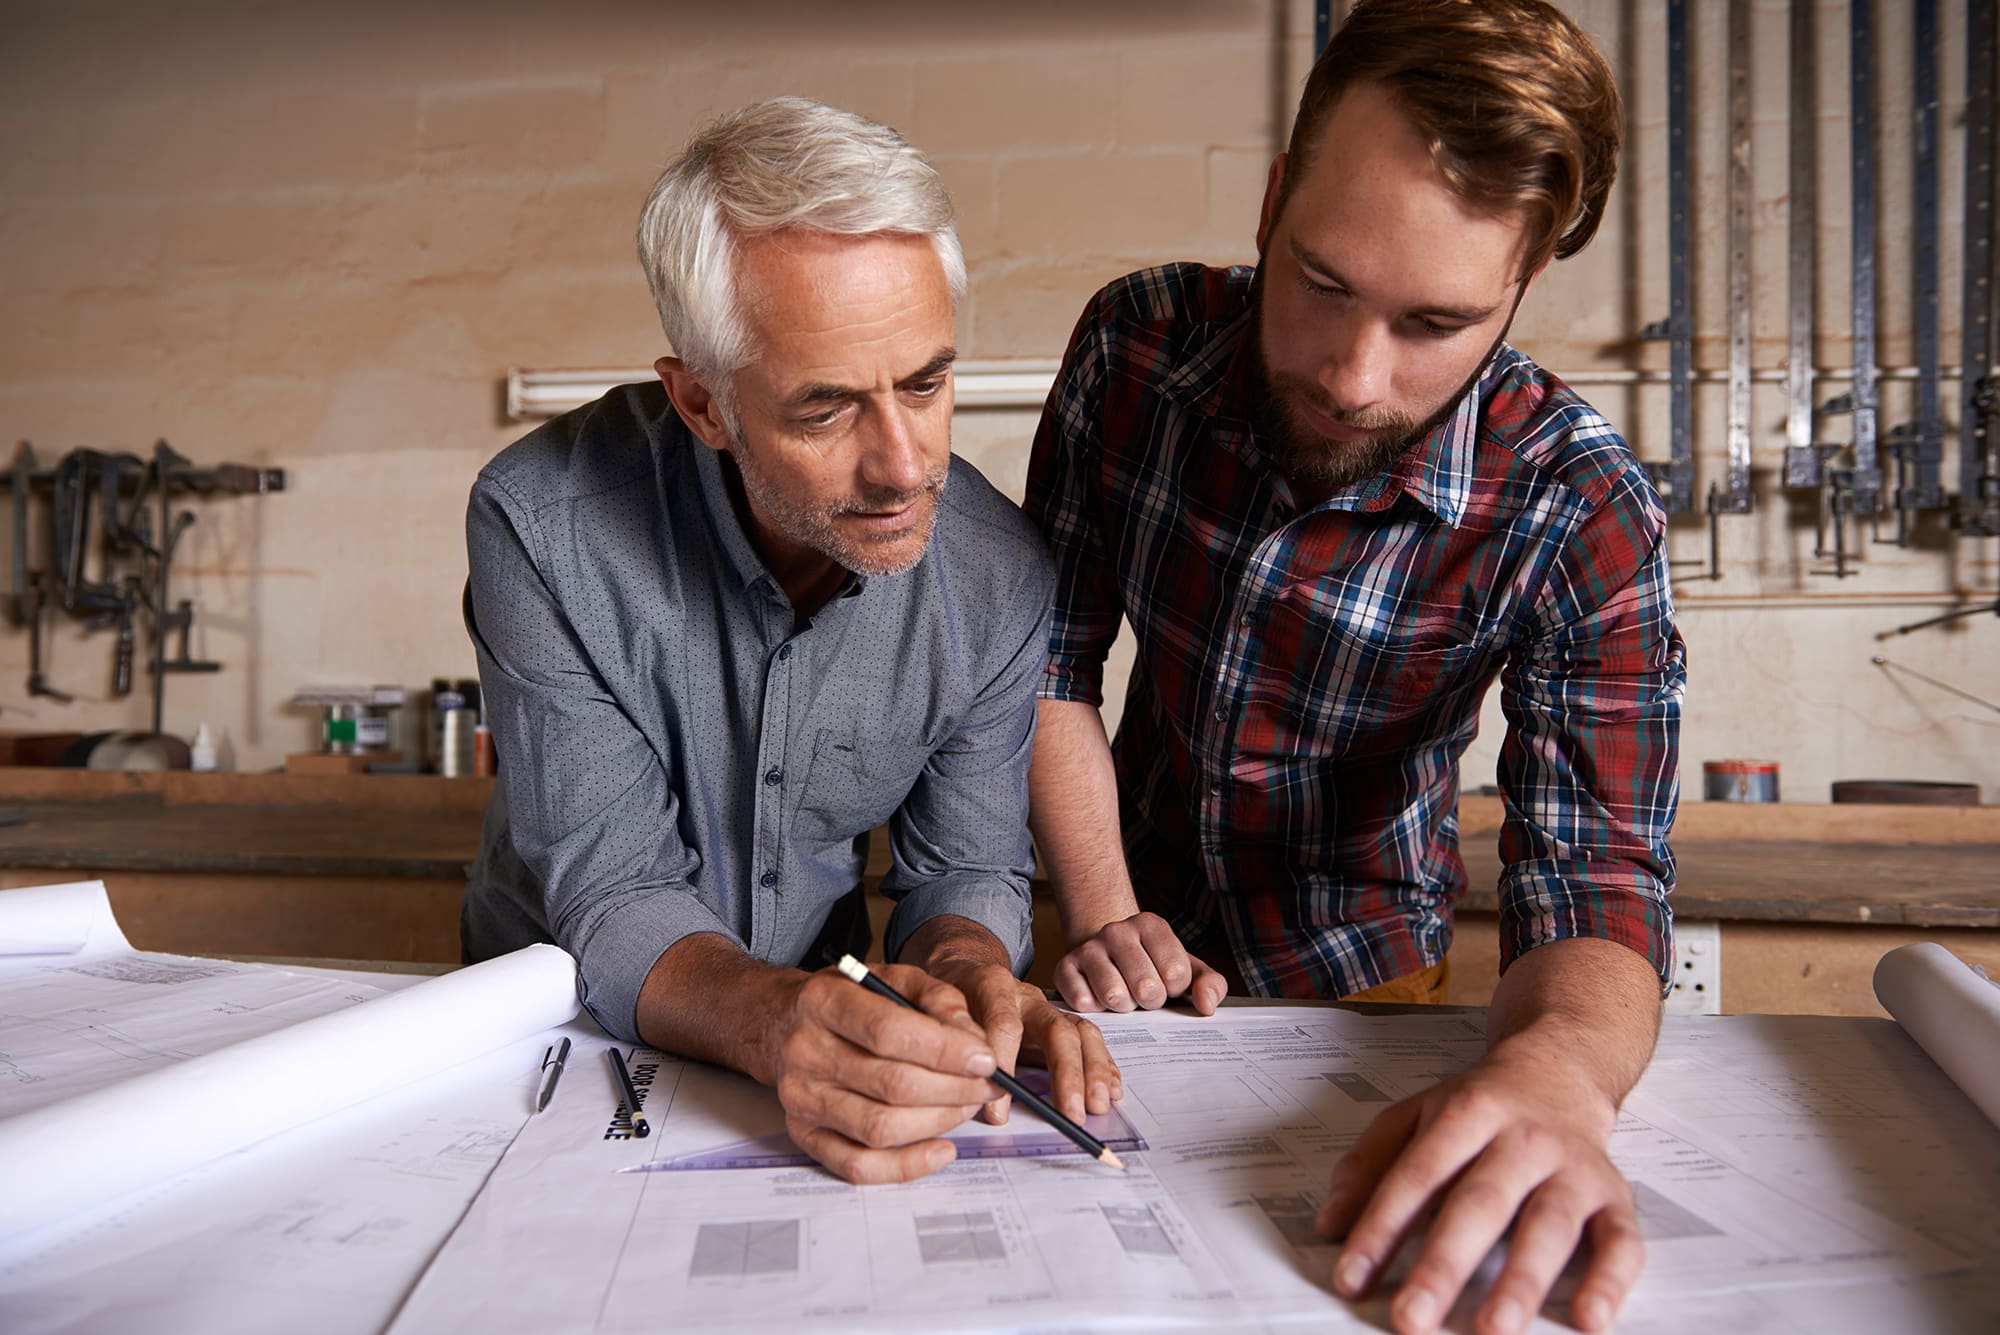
[1320,1071,1392,1104]
[913,1210,1007,1265]
[60,958,235,986]
[1101,1203,1177,1256]
[1253,1192,1326,1249]
[689,1220,801,1280]
[0,1052,44,1086]
[235,1199,411,1252]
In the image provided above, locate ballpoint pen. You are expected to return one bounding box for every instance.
[608,1046,651,1137]
[535,1036,570,1113]
[836,955,1125,1169]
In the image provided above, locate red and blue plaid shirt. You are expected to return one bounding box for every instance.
[1025,264,1682,999]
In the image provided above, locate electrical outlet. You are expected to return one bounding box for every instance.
[1664,919,1722,1016]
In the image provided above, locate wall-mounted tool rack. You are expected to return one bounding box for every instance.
[1957,0,2000,539]
[1643,0,2000,580]
[0,440,283,733]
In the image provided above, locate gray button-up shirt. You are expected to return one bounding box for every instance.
[461,382,1052,1040]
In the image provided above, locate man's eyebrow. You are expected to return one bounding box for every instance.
[781,348,958,409]
[784,381,857,409]
[1293,242,1502,324]
[900,347,957,385]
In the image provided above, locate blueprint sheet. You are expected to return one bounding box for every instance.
[0,882,582,1335]
[391,1007,1995,1335]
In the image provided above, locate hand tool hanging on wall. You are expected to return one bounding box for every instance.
[7,443,33,632]
[1782,0,1835,503]
[1806,0,1883,576]
[1956,0,2000,538]
[1782,0,1842,541]
[0,441,282,724]
[1882,0,1949,545]
[140,442,232,735]
[1703,0,1756,579]
[5,444,70,704]
[1639,0,1697,518]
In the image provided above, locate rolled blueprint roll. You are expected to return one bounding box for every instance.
[0,943,579,1241]
[1874,942,2000,1131]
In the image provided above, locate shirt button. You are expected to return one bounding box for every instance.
[1213,707,1227,722]
[760,871,778,888]
[764,768,783,787]
[777,644,792,661]
[1208,782,1222,797]
[1238,613,1253,628]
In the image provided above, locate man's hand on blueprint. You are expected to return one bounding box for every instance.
[1314,938,1662,1335]
[770,961,1009,1184]
[1051,911,1230,1017]
[922,954,1122,1127]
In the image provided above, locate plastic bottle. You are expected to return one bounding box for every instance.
[190,723,217,773]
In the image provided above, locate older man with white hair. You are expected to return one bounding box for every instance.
[461,98,1116,1184]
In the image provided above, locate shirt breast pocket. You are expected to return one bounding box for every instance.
[793,727,931,849]
[1277,603,1501,754]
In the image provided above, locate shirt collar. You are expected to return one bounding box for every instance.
[678,417,772,595]
[676,409,870,610]
[1386,345,1530,528]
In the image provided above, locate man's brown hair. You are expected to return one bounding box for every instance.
[1280,0,1623,279]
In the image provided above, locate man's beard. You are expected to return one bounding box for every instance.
[728,434,950,578]
[1247,270,1516,497]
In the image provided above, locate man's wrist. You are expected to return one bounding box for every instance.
[900,914,1011,974]
[635,933,808,1089]
[1481,1022,1626,1132]
[1054,886,1143,949]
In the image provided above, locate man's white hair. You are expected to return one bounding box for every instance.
[636,97,967,408]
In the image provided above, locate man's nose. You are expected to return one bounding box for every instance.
[860,404,930,495]
[1320,317,1392,416]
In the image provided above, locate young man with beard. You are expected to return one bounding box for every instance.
[462,98,1116,1185]
[1023,2,1682,1331]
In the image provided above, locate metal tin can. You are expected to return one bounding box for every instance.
[1703,759,1779,802]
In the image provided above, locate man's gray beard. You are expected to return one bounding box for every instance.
[727,435,950,578]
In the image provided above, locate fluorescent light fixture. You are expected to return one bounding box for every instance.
[505,361,1062,422]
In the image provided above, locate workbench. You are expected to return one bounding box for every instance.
[0,769,1990,1016]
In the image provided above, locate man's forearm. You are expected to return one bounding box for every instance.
[1483,935,1663,1115]
[1029,698,1138,943]
[633,932,804,1088]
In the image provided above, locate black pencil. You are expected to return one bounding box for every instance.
[607,1046,650,1137]
[835,954,1125,1170]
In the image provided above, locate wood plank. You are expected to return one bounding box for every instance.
[1441,911,2000,1018]
[1457,793,1997,844]
[1457,839,1999,927]
[1720,923,2000,1018]
[0,869,464,963]
[0,802,482,879]
[0,768,493,813]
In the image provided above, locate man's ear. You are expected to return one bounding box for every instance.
[1255,152,1288,257]
[656,356,732,452]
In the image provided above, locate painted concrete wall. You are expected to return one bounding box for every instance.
[1,0,1993,799]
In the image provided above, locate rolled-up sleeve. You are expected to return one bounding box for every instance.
[880,557,1054,975]
[1496,471,1683,991]
[1023,297,1124,707]
[467,472,737,1039]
